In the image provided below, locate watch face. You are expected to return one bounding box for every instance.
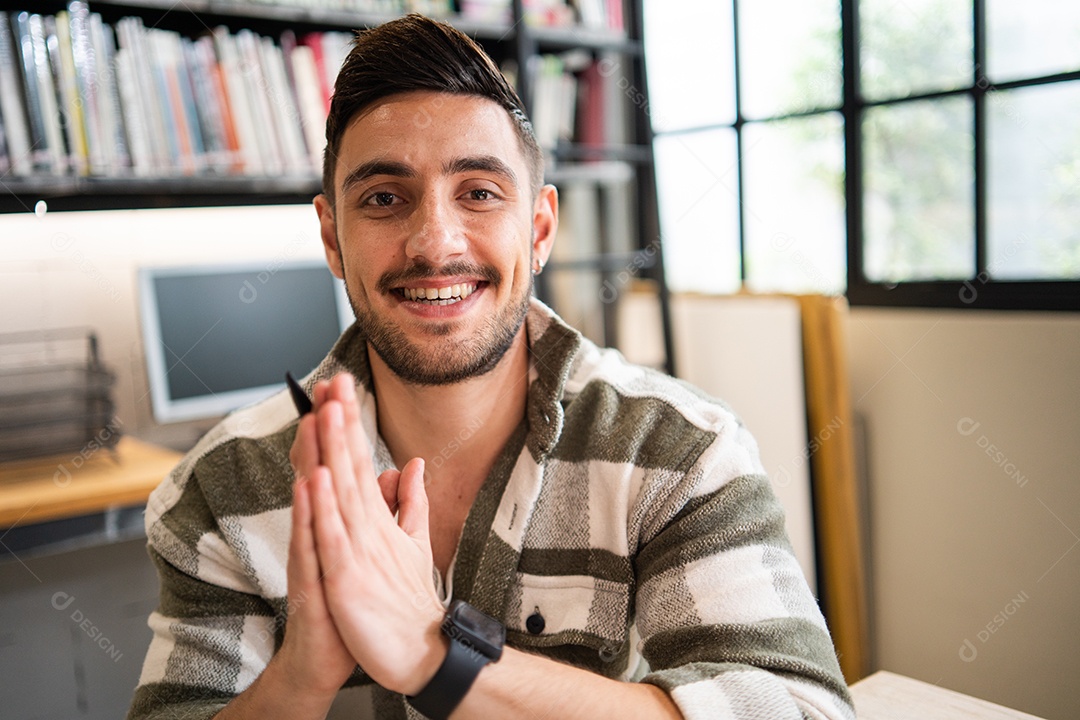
[449,600,505,660]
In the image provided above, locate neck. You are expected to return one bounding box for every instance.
[368,330,531,488]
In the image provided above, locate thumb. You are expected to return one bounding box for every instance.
[376,468,401,515]
[396,458,430,543]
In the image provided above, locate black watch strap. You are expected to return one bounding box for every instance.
[407,635,490,720]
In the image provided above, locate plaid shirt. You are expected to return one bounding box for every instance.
[128,299,854,720]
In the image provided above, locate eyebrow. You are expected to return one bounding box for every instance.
[444,155,519,189]
[340,160,417,196]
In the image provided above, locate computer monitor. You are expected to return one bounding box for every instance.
[138,260,353,423]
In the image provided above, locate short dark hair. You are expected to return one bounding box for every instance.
[322,14,544,201]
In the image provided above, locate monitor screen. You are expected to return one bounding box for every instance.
[138,261,353,423]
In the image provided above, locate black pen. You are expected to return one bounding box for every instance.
[285,371,313,416]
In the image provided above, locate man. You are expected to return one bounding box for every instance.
[129,14,854,720]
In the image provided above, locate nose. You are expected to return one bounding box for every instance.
[405,192,467,265]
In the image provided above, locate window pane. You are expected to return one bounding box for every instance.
[644,0,735,131]
[654,130,741,293]
[860,0,973,101]
[988,82,1080,279]
[862,97,974,281]
[739,0,842,119]
[743,114,846,293]
[987,0,1080,82]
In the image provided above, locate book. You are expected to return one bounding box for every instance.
[51,12,89,176]
[0,12,32,175]
[196,35,243,172]
[28,13,67,174]
[13,11,51,171]
[235,28,284,175]
[90,14,129,173]
[114,44,153,175]
[214,26,264,174]
[288,42,326,172]
[68,2,108,174]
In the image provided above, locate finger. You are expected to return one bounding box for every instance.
[289,413,321,481]
[332,374,376,486]
[309,466,353,578]
[325,375,384,513]
[316,401,366,531]
[312,379,330,410]
[396,458,430,545]
[289,478,320,592]
[377,468,401,514]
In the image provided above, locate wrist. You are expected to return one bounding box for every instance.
[272,638,347,701]
[402,626,451,696]
[407,600,506,720]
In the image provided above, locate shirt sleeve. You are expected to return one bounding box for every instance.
[126,471,280,720]
[633,432,856,720]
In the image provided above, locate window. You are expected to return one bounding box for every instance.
[645,0,1080,309]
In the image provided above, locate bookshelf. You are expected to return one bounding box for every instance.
[0,0,673,373]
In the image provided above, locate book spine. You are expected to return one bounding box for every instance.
[31,14,68,174]
[183,37,227,173]
[14,11,50,170]
[235,29,283,174]
[214,26,263,174]
[53,11,89,176]
[146,29,181,172]
[113,17,154,175]
[197,35,243,172]
[158,30,199,175]
[90,14,129,173]
[114,45,154,175]
[300,32,332,115]
[288,43,327,173]
[260,36,308,173]
[68,1,107,174]
[0,11,33,175]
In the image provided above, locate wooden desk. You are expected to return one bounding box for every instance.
[0,437,181,528]
[851,671,1045,720]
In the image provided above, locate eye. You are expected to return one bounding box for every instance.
[364,192,401,207]
[466,188,498,202]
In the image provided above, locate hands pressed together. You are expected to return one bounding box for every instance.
[281,373,448,700]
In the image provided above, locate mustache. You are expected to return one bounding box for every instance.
[376,260,502,294]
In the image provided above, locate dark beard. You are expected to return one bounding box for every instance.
[344,261,532,386]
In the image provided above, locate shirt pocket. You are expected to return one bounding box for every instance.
[505,574,632,677]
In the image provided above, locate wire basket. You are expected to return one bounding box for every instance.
[0,329,119,463]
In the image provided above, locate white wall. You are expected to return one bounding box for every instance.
[0,204,326,449]
[849,307,1080,720]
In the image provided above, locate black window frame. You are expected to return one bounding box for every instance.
[843,0,1080,311]
[649,0,1080,311]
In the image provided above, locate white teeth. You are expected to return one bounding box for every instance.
[402,283,478,303]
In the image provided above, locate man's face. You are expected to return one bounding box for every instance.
[316,91,556,386]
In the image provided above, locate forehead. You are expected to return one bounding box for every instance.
[335,91,525,180]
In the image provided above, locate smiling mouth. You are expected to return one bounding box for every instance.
[396,282,482,306]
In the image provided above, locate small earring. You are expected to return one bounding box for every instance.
[533,258,545,275]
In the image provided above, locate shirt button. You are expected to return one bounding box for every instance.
[526,609,545,635]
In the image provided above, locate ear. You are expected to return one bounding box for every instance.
[531,184,559,267]
[314,194,344,280]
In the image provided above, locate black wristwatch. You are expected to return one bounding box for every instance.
[407,599,505,719]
